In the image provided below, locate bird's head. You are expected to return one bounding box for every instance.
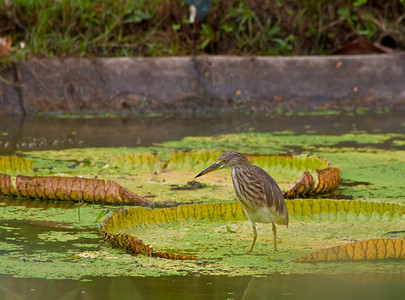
[195,151,249,178]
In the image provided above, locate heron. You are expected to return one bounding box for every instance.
[195,151,289,253]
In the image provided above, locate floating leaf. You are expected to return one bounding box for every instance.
[0,173,155,205]
[164,150,338,197]
[99,202,246,260]
[0,156,34,174]
[247,153,329,175]
[284,168,340,198]
[284,171,315,198]
[0,151,339,204]
[100,200,405,260]
[286,199,404,222]
[110,152,162,172]
[164,150,329,175]
[164,150,224,170]
[313,168,341,194]
[0,173,17,196]
[294,238,405,262]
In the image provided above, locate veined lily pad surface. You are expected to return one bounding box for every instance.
[1,116,405,280]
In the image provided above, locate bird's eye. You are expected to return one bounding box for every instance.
[221,159,228,163]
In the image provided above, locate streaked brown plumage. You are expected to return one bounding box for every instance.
[195,151,289,253]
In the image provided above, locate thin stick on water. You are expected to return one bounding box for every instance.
[78,200,81,221]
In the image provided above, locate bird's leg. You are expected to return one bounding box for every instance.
[247,220,257,254]
[272,223,277,252]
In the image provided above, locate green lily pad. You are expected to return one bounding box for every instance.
[294,238,405,262]
[111,152,162,172]
[0,128,404,279]
[0,156,34,174]
[0,150,338,203]
[100,200,405,260]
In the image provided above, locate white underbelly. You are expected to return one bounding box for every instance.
[232,169,275,224]
[245,206,275,223]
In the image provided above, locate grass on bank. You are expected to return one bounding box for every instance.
[0,0,404,60]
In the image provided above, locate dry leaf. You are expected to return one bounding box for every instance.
[0,35,12,56]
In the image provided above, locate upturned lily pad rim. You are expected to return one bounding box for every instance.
[294,238,405,263]
[99,199,405,261]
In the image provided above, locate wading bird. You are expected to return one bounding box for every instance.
[195,151,289,253]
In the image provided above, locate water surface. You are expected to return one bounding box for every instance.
[1,111,405,299]
[1,111,405,154]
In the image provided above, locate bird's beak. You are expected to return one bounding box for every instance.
[195,162,221,178]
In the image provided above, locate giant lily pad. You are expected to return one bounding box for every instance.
[160,132,405,203]
[110,152,162,172]
[99,200,405,260]
[294,238,405,262]
[0,156,34,174]
[1,128,405,279]
[0,150,340,203]
[0,173,154,205]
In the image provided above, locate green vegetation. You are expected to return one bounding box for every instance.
[1,129,405,278]
[1,0,404,60]
[100,199,404,261]
[163,131,405,202]
[1,200,404,278]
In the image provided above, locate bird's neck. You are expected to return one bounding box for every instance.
[232,162,254,173]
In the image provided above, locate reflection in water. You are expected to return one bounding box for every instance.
[241,273,405,300]
[1,272,405,300]
[0,197,78,209]
[1,111,405,155]
[0,217,100,256]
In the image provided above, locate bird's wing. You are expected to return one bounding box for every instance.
[253,165,289,226]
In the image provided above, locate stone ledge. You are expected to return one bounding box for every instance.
[1,55,405,115]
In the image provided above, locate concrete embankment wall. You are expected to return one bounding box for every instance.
[1,55,405,115]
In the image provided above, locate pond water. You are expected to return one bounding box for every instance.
[1,111,405,299]
[1,272,405,300]
[1,111,405,153]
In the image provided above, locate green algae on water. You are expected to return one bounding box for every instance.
[1,128,405,279]
[37,232,79,242]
